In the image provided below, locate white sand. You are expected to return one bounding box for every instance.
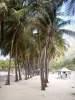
[0,71,15,86]
[0,73,75,100]
[0,71,14,76]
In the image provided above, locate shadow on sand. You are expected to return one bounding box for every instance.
[70,93,75,96]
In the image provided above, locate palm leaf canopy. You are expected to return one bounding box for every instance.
[0,1,7,14]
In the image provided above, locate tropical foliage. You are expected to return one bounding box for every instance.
[51,58,75,71]
[0,59,14,70]
[0,0,75,90]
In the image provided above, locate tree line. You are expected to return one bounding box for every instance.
[51,58,75,71]
[0,0,75,90]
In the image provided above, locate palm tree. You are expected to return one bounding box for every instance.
[24,0,57,90]
[1,0,36,84]
[0,0,7,44]
[1,0,74,90]
[31,0,74,87]
[27,1,75,89]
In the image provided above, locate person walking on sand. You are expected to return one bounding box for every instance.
[66,73,67,78]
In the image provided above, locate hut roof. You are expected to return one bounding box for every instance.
[60,68,71,72]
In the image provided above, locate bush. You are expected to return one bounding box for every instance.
[0,60,14,70]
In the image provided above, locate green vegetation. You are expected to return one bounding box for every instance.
[0,60,9,70]
[0,60,14,70]
[0,0,75,90]
[51,58,75,71]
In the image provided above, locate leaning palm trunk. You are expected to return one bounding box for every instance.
[5,33,15,85]
[25,69,28,80]
[44,24,52,84]
[38,32,45,90]
[5,53,11,85]
[0,21,1,39]
[27,57,30,79]
[15,41,18,82]
[1,20,4,41]
[44,47,48,84]
[15,60,18,82]
[18,61,22,80]
[44,37,50,83]
[32,58,35,76]
[40,54,45,90]
[27,62,30,79]
[29,59,33,78]
[0,13,4,41]
[23,59,28,80]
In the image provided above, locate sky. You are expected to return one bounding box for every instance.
[57,1,75,47]
[0,55,9,60]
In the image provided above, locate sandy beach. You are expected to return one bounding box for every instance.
[0,72,75,100]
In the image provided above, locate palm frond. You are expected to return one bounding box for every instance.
[65,0,75,15]
[0,1,7,13]
[57,19,72,28]
[58,29,75,37]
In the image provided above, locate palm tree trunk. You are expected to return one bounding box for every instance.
[1,21,4,41]
[0,13,4,41]
[0,22,1,40]
[14,59,18,82]
[44,24,52,83]
[44,48,48,87]
[25,69,28,80]
[33,58,36,76]
[38,31,45,90]
[44,44,49,83]
[40,56,45,90]
[5,53,11,85]
[5,33,15,85]
[27,64,30,79]
[15,41,18,82]
[29,59,33,78]
[18,62,22,80]
[23,60,28,80]
[27,58,30,79]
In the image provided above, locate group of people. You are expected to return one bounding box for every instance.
[58,71,71,79]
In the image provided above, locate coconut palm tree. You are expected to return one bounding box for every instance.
[24,0,60,90]
[0,0,7,44]
[0,0,37,84]
[28,1,74,88]
[1,0,74,90]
